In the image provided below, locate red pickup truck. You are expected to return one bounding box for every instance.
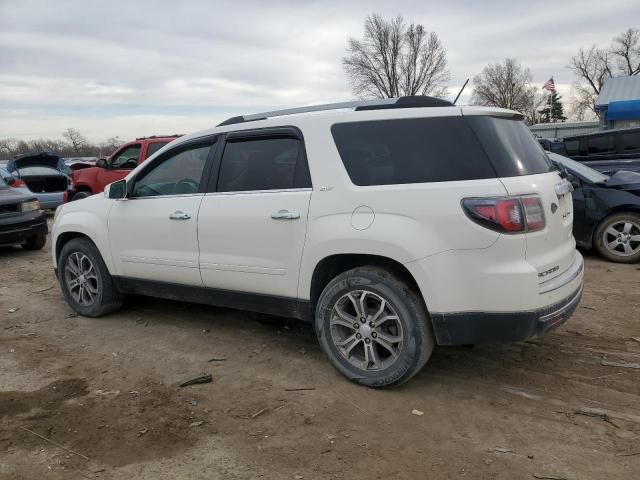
[68,135,180,201]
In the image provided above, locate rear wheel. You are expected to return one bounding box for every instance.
[22,234,46,250]
[594,212,640,263]
[315,267,434,388]
[57,238,123,316]
[71,191,91,201]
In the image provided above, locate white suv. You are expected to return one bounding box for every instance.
[52,96,584,387]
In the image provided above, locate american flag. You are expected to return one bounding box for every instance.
[542,77,556,92]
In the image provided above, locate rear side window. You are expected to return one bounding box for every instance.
[146,142,168,158]
[465,116,551,177]
[622,132,640,152]
[587,135,615,154]
[217,137,306,192]
[331,117,496,186]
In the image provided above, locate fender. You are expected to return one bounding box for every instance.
[52,207,115,274]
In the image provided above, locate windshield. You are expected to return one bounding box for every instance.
[547,152,609,183]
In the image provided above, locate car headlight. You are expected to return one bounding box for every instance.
[20,199,41,212]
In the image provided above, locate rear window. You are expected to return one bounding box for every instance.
[331,117,496,186]
[465,116,551,177]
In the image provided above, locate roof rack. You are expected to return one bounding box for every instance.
[217,96,454,127]
[135,134,183,140]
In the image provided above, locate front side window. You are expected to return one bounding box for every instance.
[111,145,141,169]
[217,137,302,192]
[587,135,615,155]
[564,140,580,156]
[131,143,211,197]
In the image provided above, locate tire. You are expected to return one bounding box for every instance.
[22,234,47,250]
[594,212,640,264]
[57,238,123,317]
[315,267,434,388]
[71,191,91,201]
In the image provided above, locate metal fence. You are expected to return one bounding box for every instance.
[529,121,600,139]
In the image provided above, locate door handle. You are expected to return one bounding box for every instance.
[271,209,300,220]
[169,211,191,220]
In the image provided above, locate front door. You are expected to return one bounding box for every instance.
[108,139,215,286]
[198,131,312,298]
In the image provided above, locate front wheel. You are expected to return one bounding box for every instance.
[57,238,123,317]
[315,267,434,388]
[594,212,640,263]
[22,234,46,250]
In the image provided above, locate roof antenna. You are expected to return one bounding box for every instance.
[453,78,469,105]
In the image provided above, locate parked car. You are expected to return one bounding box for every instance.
[5,152,73,209]
[548,152,640,263]
[0,173,48,250]
[52,96,583,387]
[68,135,179,201]
[539,127,640,175]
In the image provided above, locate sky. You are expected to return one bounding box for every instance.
[0,0,638,142]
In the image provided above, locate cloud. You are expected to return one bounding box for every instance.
[0,0,638,140]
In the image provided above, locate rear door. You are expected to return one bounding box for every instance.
[197,128,312,298]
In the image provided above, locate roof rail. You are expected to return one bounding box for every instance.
[217,96,454,127]
[135,134,183,140]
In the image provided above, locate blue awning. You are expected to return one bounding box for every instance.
[606,99,640,121]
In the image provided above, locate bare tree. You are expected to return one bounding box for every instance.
[471,59,537,113]
[343,13,450,98]
[568,27,640,118]
[612,28,640,76]
[62,128,88,152]
[522,92,547,125]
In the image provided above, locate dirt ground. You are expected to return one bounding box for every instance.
[1,223,639,480]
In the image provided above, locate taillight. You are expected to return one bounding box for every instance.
[462,195,546,234]
[10,178,27,188]
[521,196,545,231]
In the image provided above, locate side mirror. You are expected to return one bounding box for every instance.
[107,179,127,199]
[96,158,108,169]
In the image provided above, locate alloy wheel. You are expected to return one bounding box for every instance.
[329,290,403,371]
[602,220,640,258]
[64,252,99,306]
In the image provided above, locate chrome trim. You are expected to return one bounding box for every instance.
[205,188,312,196]
[539,283,583,322]
[538,253,583,294]
[554,180,574,196]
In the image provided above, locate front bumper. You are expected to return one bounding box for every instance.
[0,210,48,245]
[431,283,583,345]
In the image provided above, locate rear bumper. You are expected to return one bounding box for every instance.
[36,192,65,209]
[0,210,48,245]
[431,283,583,345]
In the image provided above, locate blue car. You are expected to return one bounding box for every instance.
[4,152,72,209]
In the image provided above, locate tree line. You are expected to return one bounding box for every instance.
[344,14,639,124]
[0,128,122,160]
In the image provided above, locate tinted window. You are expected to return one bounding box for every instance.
[587,135,615,154]
[331,117,496,186]
[146,142,168,158]
[111,145,141,168]
[217,137,302,192]
[132,143,211,197]
[465,116,551,177]
[564,140,580,156]
[622,132,640,152]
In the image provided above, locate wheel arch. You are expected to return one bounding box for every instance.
[308,253,428,321]
[592,206,640,244]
